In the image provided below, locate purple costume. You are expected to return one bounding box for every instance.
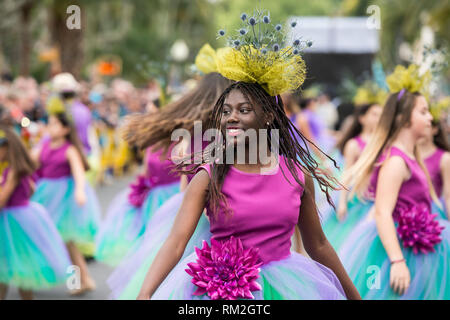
[0,168,71,289]
[31,140,101,244]
[338,146,450,299]
[94,147,180,266]
[70,100,92,154]
[149,156,347,300]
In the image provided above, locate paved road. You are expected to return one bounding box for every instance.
[6,174,136,300]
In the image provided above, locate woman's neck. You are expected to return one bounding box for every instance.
[391,130,417,159]
[50,137,67,148]
[359,127,373,142]
[232,146,277,173]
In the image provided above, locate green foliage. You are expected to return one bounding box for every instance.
[0,0,448,87]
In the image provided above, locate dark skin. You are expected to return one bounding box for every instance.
[137,89,361,300]
[221,90,274,169]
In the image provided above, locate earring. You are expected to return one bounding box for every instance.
[266,121,270,126]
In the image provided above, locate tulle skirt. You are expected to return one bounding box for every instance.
[432,199,448,221]
[322,197,373,251]
[95,182,180,266]
[0,202,72,290]
[338,217,450,299]
[31,177,101,246]
[151,251,346,300]
[108,191,212,299]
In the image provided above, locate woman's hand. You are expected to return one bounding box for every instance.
[75,188,87,206]
[390,260,410,295]
[336,202,347,221]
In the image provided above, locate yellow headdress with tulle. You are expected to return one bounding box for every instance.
[215,8,309,96]
[0,129,6,141]
[353,81,388,106]
[430,97,450,121]
[46,96,66,115]
[302,84,321,99]
[195,44,220,74]
[46,95,74,123]
[386,64,431,98]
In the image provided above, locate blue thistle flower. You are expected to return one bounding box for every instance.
[218,29,225,37]
[249,17,256,26]
[272,44,280,52]
[291,21,297,28]
[233,40,241,47]
[263,16,270,24]
[293,49,299,55]
[261,48,268,55]
[239,28,247,35]
[293,39,300,46]
[240,13,247,21]
[275,24,282,31]
[307,40,313,47]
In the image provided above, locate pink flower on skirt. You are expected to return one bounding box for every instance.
[185,236,263,300]
[128,174,152,208]
[395,204,445,254]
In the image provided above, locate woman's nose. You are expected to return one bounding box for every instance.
[227,109,239,123]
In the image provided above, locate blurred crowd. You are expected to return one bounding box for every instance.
[0,72,164,185]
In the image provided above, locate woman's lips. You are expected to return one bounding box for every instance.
[226,127,244,137]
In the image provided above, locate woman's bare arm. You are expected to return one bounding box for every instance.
[298,174,361,300]
[137,169,210,299]
[66,146,87,206]
[374,157,408,262]
[374,156,411,295]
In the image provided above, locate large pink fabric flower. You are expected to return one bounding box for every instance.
[395,204,444,254]
[185,236,263,300]
[128,174,154,207]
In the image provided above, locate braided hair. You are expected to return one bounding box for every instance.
[177,81,340,220]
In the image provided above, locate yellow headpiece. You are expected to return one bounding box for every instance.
[386,64,431,98]
[46,96,74,123]
[430,97,450,121]
[353,81,388,106]
[302,84,321,99]
[46,96,66,115]
[195,44,219,74]
[215,9,308,96]
[0,129,5,141]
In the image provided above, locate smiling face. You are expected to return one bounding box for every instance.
[220,89,269,147]
[409,95,433,139]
